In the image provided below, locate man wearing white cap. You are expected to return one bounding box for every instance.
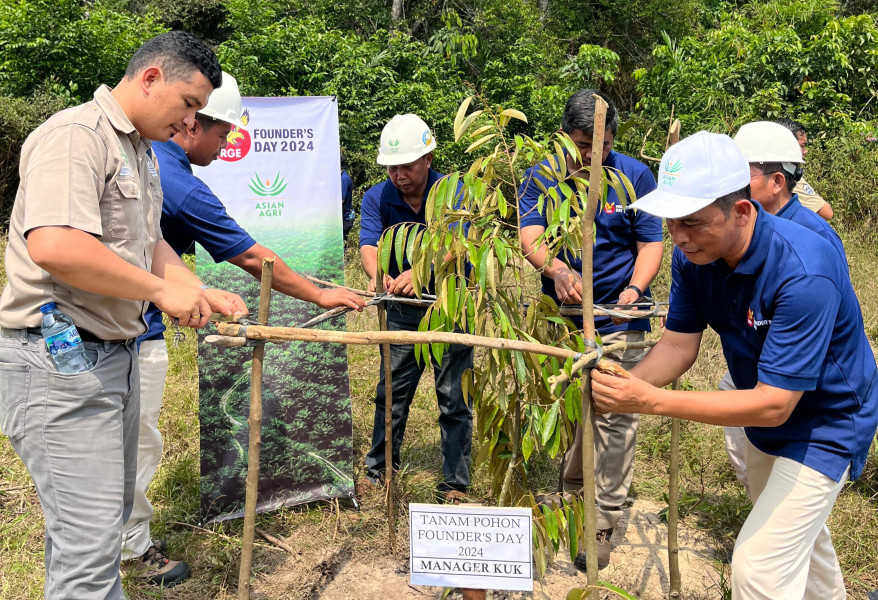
[359,114,473,503]
[718,121,848,494]
[124,72,364,585]
[591,131,878,598]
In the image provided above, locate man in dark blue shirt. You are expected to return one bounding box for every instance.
[593,131,877,598]
[718,121,848,493]
[124,72,364,587]
[518,89,663,570]
[358,114,473,502]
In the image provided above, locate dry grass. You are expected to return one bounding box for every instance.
[0,235,876,599]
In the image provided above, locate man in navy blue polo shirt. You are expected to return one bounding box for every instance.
[518,89,663,570]
[592,131,878,599]
[718,121,849,494]
[123,72,364,586]
[359,113,474,502]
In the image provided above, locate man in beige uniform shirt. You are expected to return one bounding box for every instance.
[0,32,245,599]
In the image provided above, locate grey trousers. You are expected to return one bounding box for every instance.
[562,330,646,530]
[0,330,139,600]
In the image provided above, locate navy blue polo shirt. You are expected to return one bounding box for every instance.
[777,194,846,260]
[359,169,450,283]
[666,202,878,481]
[139,140,256,342]
[341,169,354,221]
[518,151,662,334]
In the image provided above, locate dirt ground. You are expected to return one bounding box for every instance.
[248,498,722,600]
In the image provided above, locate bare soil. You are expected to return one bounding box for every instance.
[248,498,721,600]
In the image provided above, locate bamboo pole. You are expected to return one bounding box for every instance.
[578,94,608,583]
[238,257,275,600]
[377,276,397,552]
[668,381,682,597]
[666,120,682,598]
[214,324,588,362]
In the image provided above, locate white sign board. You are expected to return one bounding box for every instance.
[409,503,533,591]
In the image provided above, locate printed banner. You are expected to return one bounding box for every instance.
[194,97,353,523]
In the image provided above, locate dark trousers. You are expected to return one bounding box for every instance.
[364,302,474,491]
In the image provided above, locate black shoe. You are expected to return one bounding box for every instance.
[129,541,191,587]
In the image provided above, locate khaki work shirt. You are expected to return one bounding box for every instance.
[0,85,163,340]
[794,176,827,213]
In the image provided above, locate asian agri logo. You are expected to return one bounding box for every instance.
[388,138,401,154]
[220,109,251,162]
[661,158,683,188]
[747,307,771,330]
[422,129,433,146]
[248,172,287,218]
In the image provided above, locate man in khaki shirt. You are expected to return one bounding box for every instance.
[0,31,245,599]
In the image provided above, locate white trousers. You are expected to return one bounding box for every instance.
[120,339,169,560]
[719,370,750,495]
[731,440,847,600]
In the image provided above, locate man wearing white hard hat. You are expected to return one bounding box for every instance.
[359,114,474,503]
[123,72,364,585]
[717,121,848,495]
[591,130,877,598]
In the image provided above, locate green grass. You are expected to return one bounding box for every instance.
[0,235,876,599]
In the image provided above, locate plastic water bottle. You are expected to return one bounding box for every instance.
[40,302,95,374]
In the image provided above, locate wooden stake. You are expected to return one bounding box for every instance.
[376,274,397,553]
[237,257,274,600]
[667,119,682,598]
[579,93,608,584]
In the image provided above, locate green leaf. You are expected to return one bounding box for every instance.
[469,124,494,138]
[521,426,534,462]
[394,224,409,272]
[567,505,579,562]
[458,109,484,140]
[500,108,528,123]
[496,187,508,218]
[378,228,394,274]
[466,133,498,153]
[541,402,559,445]
[593,582,640,600]
[453,95,474,141]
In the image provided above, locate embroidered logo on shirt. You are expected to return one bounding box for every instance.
[747,307,771,329]
[119,166,135,179]
[603,201,618,214]
[802,183,815,195]
[146,157,158,178]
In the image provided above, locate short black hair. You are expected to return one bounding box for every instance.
[753,162,796,193]
[340,152,348,170]
[775,118,807,138]
[561,89,619,137]
[713,185,750,215]
[125,31,222,89]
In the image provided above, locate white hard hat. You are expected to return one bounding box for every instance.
[198,71,247,130]
[376,114,436,166]
[630,131,751,219]
[733,121,802,176]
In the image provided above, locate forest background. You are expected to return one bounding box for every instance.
[0,0,877,233]
[1,0,877,598]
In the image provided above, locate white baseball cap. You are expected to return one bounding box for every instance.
[630,131,751,219]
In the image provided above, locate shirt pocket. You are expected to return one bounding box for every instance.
[0,362,31,443]
[107,178,144,240]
